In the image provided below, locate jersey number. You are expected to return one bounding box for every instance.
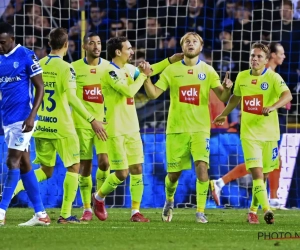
[41,90,56,112]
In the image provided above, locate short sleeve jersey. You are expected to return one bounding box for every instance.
[0,44,42,126]
[71,58,110,129]
[34,55,77,138]
[101,62,144,137]
[155,59,221,134]
[233,68,290,141]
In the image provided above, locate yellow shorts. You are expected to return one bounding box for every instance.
[107,132,144,170]
[76,128,107,160]
[166,132,210,172]
[241,139,279,173]
[33,135,80,167]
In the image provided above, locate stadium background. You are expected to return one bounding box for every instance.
[0,0,299,209]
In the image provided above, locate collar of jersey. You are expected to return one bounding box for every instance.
[181,58,200,66]
[3,44,21,57]
[110,61,120,69]
[83,57,101,65]
[47,54,61,58]
[250,67,268,76]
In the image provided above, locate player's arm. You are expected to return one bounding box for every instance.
[262,74,293,116]
[106,63,152,97]
[66,88,107,140]
[213,73,241,125]
[22,74,44,132]
[150,53,183,76]
[212,71,233,102]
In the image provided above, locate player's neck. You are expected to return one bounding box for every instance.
[111,58,125,68]
[268,61,277,71]
[49,49,64,58]
[183,56,199,66]
[85,57,100,66]
[251,68,265,76]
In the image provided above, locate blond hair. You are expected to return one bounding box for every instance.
[251,42,270,59]
[180,32,204,47]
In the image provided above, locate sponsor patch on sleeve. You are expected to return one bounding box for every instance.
[109,71,118,80]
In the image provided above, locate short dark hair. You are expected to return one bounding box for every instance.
[48,27,68,50]
[83,32,100,44]
[0,22,14,36]
[268,42,281,54]
[106,36,128,59]
[251,42,270,58]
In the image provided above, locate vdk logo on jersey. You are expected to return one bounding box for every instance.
[272,147,278,161]
[179,84,200,106]
[261,82,269,90]
[243,94,263,115]
[83,84,103,103]
[198,73,206,80]
[13,62,19,68]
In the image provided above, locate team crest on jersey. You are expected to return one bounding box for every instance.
[198,73,206,80]
[109,71,118,80]
[13,62,19,68]
[261,82,268,90]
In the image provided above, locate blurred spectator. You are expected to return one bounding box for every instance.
[69,0,81,27]
[63,39,79,62]
[215,0,236,31]
[34,45,48,59]
[212,30,240,81]
[232,1,260,71]
[0,1,15,25]
[272,0,300,115]
[110,20,126,38]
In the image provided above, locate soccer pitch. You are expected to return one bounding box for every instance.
[1,208,299,250]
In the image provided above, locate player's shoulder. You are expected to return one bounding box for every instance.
[12,45,36,62]
[16,45,34,56]
[71,58,84,67]
[237,69,251,78]
[198,60,216,72]
[100,58,110,66]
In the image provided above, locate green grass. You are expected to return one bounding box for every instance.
[1,208,300,250]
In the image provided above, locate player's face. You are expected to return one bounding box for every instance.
[84,36,101,58]
[249,48,268,71]
[0,33,14,55]
[273,45,285,66]
[182,35,202,59]
[120,40,134,63]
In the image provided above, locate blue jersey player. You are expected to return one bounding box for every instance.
[0,22,50,226]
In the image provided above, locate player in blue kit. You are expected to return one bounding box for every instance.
[0,22,50,226]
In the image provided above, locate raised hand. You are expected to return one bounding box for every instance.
[222,71,233,89]
[168,53,184,64]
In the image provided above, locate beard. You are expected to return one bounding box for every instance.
[184,51,199,59]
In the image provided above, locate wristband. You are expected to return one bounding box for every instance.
[87,116,95,123]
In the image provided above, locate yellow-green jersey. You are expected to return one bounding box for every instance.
[233,68,290,141]
[155,59,221,134]
[102,62,146,137]
[34,55,77,139]
[71,58,110,129]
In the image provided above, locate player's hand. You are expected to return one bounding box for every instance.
[262,106,276,116]
[222,71,233,89]
[168,53,184,64]
[22,116,35,133]
[138,61,152,76]
[91,120,108,141]
[212,115,227,126]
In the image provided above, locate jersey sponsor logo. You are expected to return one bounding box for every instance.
[272,147,278,161]
[31,62,41,72]
[179,84,200,106]
[13,62,19,68]
[83,84,103,103]
[14,136,24,146]
[174,75,184,78]
[38,115,58,123]
[31,54,39,63]
[0,76,21,83]
[251,79,257,84]
[187,69,193,74]
[109,71,118,80]
[34,125,58,133]
[205,138,210,152]
[243,94,263,115]
[70,67,76,80]
[261,82,269,90]
[127,97,134,105]
[90,69,96,74]
[198,73,206,80]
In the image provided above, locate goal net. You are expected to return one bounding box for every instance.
[0,0,299,209]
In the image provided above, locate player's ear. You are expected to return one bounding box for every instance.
[115,49,121,57]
